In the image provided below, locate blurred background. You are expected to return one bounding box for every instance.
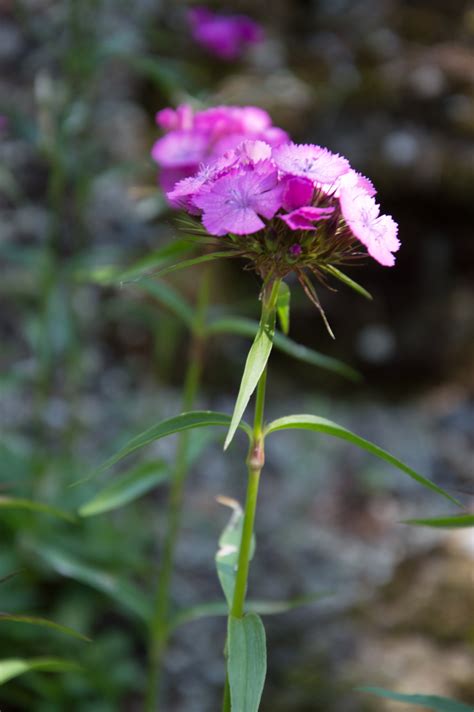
[0,0,473,710]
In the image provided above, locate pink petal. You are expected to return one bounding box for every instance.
[282,176,314,211]
[280,206,335,230]
[273,143,351,185]
[151,130,208,167]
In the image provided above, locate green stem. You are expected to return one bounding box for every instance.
[222,279,280,711]
[145,269,211,712]
[230,373,266,620]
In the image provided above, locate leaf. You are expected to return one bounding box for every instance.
[321,265,373,300]
[77,411,251,486]
[34,547,151,621]
[276,282,291,335]
[403,514,474,528]
[358,686,474,711]
[0,497,75,522]
[170,591,331,630]
[131,278,194,327]
[215,499,255,609]
[206,316,360,382]
[149,251,234,280]
[0,658,81,686]
[0,614,90,642]
[265,415,459,506]
[79,239,192,286]
[79,461,169,517]
[224,308,276,450]
[228,613,267,712]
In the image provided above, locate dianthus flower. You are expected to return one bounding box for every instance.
[165,132,400,325]
[187,7,264,60]
[151,105,288,196]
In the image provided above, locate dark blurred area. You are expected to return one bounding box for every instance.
[0,1,473,710]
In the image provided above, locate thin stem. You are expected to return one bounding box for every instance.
[145,269,211,712]
[230,371,266,619]
[221,279,280,711]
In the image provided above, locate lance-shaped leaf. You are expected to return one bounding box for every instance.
[170,591,331,630]
[321,264,373,300]
[132,278,194,327]
[224,308,276,450]
[276,282,291,335]
[215,498,255,609]
[265,415,459,505]
[0,614,90,642]
[0,658,81,686]
[403,514,474,528]
[79,239,192,286]
[79,461,169,517]
[0,497,75,522]
[228,613,267,712]
[77,411,251,486]
[358,686,473,711]
[207,316,360,382]
[33,546,151,621]
[151,251,234,280]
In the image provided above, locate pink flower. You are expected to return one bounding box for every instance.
[193,167,283,236]
[195,106,271,135]
[151,130,209,167]
[273,143,350,186]
[282,176,314,211]
[233,139,272,164]
[155,105,194,131]
[188,7,264,61]
[167,153,237,211]
[334,169,376,198]
[280,206,335,231]
[340,186,400,266]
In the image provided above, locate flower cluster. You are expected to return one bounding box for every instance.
[165,135,400,272]
[151,104,288,194]
[187,6,264,60]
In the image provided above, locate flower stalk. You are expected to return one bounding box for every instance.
[145,269,211,712]
[222,280,280,711]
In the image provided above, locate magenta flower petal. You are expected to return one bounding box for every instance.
[159,166,197,194]
[273,143,350,185]
[155,105,194,131]
[280,206,335,231]
[166,154,237,211]
[188,7,264,60]
[282,176,314,211]
[193,168,283,235]
[340,186,400,266]
[151,130,209,167]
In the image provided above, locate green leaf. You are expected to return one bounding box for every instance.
[358,686,473,711]
[265,415,459,506]
[0,497,75,523]
[77,411,251,486]
[0,658,81,686]
[224,308,276,450]
[79,461,169,517]
[33,547,151,621]
[79,239,192,286]
[403,514,474,528]
[0,614,90,642]
[150,251,233,280]
[131,278,194,327]
[228,613,267,712]
[321,265,373,300]
[207,316,360,382]
[215,498,255,609]
[170,591,331,630]
[276,282,291,335]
